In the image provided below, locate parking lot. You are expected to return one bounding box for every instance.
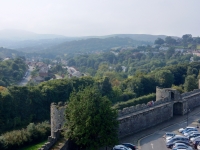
[139,114,200,150]
[119,106,200,150]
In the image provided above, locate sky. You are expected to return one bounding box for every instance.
[0,0,200,37]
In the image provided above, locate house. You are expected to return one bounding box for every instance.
[159,47,169,51]
[32,76,45,83]
[39,67,48,77]
[72,71,83,78]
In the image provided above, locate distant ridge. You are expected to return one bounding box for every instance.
[0,29,67,41]
[0,29,180,52]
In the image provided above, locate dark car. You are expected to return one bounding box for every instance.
[121,143,137,150]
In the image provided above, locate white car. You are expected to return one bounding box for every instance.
[191,136,200,143]
[164,132,176,140]
[186,131,199,137]
[113,145,132,150]
[184,129,198,136]
[179,126,196,133]
[172,142,193,150]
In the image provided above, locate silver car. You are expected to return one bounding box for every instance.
[113,145,132,150]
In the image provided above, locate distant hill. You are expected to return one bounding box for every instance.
[0,29,67,41]
[80,34,179,42]
[40,37,152,55]
[0,29,180,55]
[113,34,179,42]
[0,29,75,51]
[0,47,26,59]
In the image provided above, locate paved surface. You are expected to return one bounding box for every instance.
[140,113,200,150]
[119,105,200,149]
[18,66,34,86]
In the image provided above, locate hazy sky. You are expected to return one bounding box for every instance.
[0,0,200,37]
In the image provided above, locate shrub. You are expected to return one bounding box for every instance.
[0,121,50,150]
[113,93,156,110]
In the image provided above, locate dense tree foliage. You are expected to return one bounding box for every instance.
[0,57,27,86]
[65,87,118,150]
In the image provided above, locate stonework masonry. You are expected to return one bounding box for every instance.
[51,102,66,136]
[45,87,200,150]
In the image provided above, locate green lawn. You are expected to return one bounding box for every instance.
[20,140,47,150]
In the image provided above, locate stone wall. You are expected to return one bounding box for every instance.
[48,87,200,145]
[38,130,61,150]
[51,102,67,136]
[183,91,200,111]
[118,97,170,117]
[118,102,173,137]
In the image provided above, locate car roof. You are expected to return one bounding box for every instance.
[185,127,196,129]
[114,145,130,149]
[174,143,188,146]
[172,135,187,138]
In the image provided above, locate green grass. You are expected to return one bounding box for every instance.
[20,140,47,150]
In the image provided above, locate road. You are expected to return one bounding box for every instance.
[18,66,34,86]
[140,113,200,150]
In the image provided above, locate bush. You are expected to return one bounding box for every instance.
[113,93,156,110]
[0,121,50,150]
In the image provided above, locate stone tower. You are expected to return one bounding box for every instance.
[50,102,67,136]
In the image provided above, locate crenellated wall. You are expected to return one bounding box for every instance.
[49,86,200,144]
[118,101,173,137]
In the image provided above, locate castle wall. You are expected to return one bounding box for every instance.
[118,102,173,137]
[49,88,200,140]
[182,91,200,111]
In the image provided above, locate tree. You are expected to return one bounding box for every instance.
[165,36,176,45]
[166,47,175,59]
[184,75,198,92]
[155,70,174,88]
[154,38,165,45]
[65,87,118,150]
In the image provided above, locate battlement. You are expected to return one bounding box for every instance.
[181,89,200,97]
[118,97,170,117]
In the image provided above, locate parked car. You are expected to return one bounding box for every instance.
[188,133,200,140]
[197,142,200,150]
[186,131,199,137]
[163,132,176,140]
[179,126,197,133]
[172,142,193,150]
[121,143,137,150]
[183,128,198,136]
[190,135,200,143]
[166,135,188,143]
[113,145,132,150]
[193,140,200,149]
[166,135,189,148]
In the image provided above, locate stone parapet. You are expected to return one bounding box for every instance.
[38,130,61,150]
[118,97,170,117]
[181,89,200,97]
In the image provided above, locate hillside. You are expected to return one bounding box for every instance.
[40,37,151,55]
[114,34,179,42]
[0,47,26,59]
